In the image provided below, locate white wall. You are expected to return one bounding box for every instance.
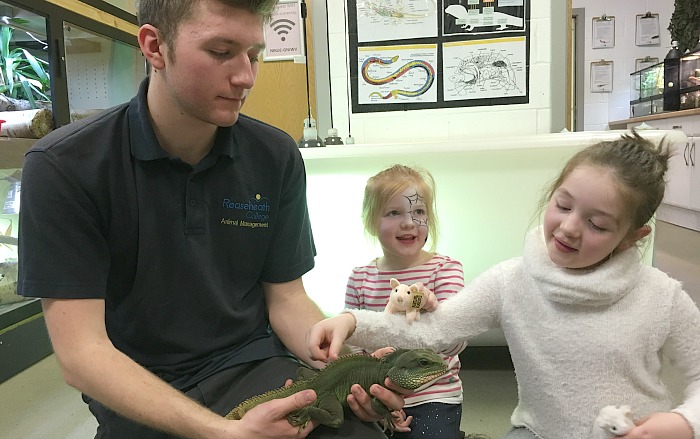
[323,1,562,144]
[573,0,675,131]
[300,130,682,344]
[303,139,583,346]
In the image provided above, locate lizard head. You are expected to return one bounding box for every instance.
[384,348,447,390]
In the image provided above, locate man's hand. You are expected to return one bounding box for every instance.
[231,390,318,439]
[620,412,693,439]
[306,313,356,363]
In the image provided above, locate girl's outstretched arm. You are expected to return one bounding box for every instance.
[343,262,506,353]
[622,412,693,439]
[306,313,357,362]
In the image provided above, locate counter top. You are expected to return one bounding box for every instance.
[299,129,687,160]
[609,108,700,130]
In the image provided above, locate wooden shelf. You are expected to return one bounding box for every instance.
[609,108,700,130]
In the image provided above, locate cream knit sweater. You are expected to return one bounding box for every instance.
[347,227,700,439]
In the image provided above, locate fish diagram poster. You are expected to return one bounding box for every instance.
[348,0,529,113]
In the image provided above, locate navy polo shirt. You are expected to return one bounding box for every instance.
[18,79,316,389]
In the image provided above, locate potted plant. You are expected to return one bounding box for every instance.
[668,0,700,53]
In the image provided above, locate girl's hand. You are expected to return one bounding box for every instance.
[306,313,356,362]
[388,409,413,433]
[371,346,396,358]
[621,412,693,439]
[420,285,438,312]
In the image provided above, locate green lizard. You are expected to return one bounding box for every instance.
[225,348,447,431]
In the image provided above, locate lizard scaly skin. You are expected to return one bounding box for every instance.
[225,348,447,430]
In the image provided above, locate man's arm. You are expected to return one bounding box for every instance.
[263,279,406,420]
[263,279,327,368]
[42,298,315,439]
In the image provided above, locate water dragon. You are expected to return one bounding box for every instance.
[225,348,447,431]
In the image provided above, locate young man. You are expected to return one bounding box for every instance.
[18,1,403,438]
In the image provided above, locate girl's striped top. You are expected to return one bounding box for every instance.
[344,254,466,406]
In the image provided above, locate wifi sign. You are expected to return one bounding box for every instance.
[270,18,296,41]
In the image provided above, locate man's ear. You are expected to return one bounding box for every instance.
[138,24,166,71]
[618,224,652,251]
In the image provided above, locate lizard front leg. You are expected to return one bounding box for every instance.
[289,395,345,429]
[370,396,398,433]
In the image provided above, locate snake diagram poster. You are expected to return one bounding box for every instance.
[358,44,438,104]
[348,0,530,113]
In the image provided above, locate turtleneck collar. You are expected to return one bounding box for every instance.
[523,226,642,306]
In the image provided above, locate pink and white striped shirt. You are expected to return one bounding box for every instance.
[344,254,466,406]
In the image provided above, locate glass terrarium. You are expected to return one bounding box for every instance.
[640,63,664,98]
[629,61,665,117]
[630,70,641,102]
[0,2,52,137]
[63,22,145,122]
[679,47,700,110]
[0,168,21,308]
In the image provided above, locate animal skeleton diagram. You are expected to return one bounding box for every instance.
[362,56,435,99]
[443,1,526,36]
[348,0,529,111]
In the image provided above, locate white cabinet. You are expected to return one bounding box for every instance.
[631,116,699,213]
[615,112,700,229]
[664,136,699,211]
[691,137,700,210]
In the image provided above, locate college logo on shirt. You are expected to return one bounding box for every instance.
[221,194,270,229]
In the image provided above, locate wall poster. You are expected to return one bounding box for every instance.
[348,0,530,113]
[263,0,304,61]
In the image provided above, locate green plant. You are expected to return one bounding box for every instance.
[0,19,50,108]
[668,0,700,53]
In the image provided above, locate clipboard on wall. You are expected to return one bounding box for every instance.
[635,56,659,72]
[635,12,660,46]
[592,15,615,48]
[590,60,613,93]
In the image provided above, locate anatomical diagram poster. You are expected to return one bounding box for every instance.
[348,0,530,113]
